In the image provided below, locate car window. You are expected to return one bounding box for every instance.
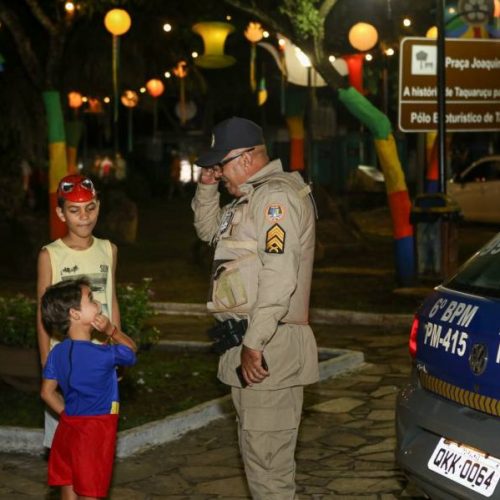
[445,233,500,298]
[461,161,500,183]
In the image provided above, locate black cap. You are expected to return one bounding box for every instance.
[196,117,264,167]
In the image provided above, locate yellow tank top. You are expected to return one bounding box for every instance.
[43,237,115,322]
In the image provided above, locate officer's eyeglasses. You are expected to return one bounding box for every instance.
[59,178,95,193]
[216,148,255,171]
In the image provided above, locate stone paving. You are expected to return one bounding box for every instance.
[0,324,428,499]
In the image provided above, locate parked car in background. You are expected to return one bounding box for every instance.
[396,233,500,499]
[448,155,500,223]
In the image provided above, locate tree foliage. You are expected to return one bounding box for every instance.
[279,0,323,40]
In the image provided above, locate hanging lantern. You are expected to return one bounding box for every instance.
[244,22,264,92]
[68,91,83,109]
[173,61,188,125]
[146,79,164,98]
[257,77,268,106]
[104,9,131,36]
[348,22,378,52]
[282,37,326,87]
[121,90,139,108]
[86,98,103,114]
[426,26,438,38]
[175,100,197,121]
[173,60,188,79]
[192,22,236,69]
[121,90,138,153]
[244,22,264,43]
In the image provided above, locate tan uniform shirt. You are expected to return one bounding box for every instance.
[192,159,319,389]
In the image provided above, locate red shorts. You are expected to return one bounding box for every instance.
[48,412,118,498]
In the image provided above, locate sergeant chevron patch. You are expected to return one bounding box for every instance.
[265,224,285,254]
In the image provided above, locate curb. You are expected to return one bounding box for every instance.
[151,302,413,327]
[0,343,364,457]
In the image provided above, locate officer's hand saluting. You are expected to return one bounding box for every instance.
[199,166,221,185]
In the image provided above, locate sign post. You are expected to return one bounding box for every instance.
[399,37,500,133]
[400,36,500,281]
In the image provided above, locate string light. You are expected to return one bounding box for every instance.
[385,47,395,56]
[403,18,412,27]
[328,55,336,63]
[65,1,75,13]
[163,23,172,32]
[139,87,146,93]
[191,51,199,58]
[164,71,171,78]
[103,96,110,103]
[365,53,373,61]
[263,31,270,38]
[226,15,232,21]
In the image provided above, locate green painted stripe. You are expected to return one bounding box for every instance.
[338,87,392,140]
[42,91,66,143]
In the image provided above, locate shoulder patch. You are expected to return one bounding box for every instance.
[265,224,285,254]
[265,203,285,222]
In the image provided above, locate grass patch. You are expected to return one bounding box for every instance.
[0,350,228,431]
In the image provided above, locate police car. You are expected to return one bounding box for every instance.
[396,233,500,499]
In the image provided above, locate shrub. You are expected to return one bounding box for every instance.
[0,295,37,349]
[117,278,159,349]
[0,279,159,350]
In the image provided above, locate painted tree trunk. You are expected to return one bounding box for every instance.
[339,87,415,286]
[285,86,307,172]
[66,121,83,174]
[42,90,68,240]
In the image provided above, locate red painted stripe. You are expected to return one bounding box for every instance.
[388,190,413,239]
[289,138,305,171]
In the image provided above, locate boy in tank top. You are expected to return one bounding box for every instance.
[37,174,121,448]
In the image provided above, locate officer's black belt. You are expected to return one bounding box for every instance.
[207,318,248,355]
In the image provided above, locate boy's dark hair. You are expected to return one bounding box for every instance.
[41,278,90,336]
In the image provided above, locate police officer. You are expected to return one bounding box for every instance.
[192,117,319,499]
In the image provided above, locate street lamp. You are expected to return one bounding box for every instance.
[121,90,138,153]
[146,78,164,138]
[104,8,131,154]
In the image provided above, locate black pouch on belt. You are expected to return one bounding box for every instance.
[207,318,248,355]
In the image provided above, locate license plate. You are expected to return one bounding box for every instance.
[428,437,500,497]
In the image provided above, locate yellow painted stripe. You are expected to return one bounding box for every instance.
[286,116,305,139]
[419,371,500,417]
[374,135,407,194]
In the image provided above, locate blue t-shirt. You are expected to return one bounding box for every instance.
[43,339,136,416]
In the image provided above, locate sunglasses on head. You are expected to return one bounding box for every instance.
[60,178,95,193]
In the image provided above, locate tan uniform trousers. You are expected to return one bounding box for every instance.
[231,385,303,500]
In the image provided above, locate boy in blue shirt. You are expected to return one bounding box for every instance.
[41,278,137,500]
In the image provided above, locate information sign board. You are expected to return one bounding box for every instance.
[399,37,500,132]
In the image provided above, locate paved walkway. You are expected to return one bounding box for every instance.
[0,324,427,499]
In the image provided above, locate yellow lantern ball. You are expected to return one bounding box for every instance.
[348,22,378,52]
[68,91,83,109]
[104,9,131,36]
[146,79,165,98]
